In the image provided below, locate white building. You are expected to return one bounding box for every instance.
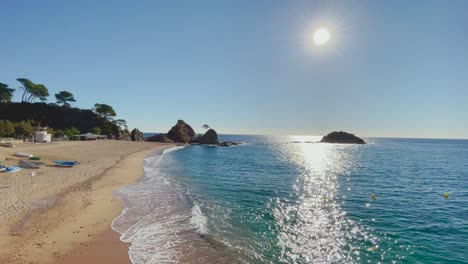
[35,127,52,143]
[72,133,107,141]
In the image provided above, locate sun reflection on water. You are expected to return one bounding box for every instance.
[270,137,377,263]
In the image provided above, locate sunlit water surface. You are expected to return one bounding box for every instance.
[113,136,468,263]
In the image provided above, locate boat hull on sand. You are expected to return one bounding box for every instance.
[6,166,21,172]
[14,152,33,158]
[54,160,78,167]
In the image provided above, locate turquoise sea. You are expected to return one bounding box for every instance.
[113,136,468,263]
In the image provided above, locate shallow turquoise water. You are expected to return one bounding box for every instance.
[114,136,468,263]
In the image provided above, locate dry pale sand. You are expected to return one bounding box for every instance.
[0,140,176,263]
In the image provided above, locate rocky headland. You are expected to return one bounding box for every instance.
[147,120,238,146]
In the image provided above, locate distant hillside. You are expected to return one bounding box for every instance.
[0,102,119,136]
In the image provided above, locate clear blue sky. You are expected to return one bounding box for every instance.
[1,0,467,138]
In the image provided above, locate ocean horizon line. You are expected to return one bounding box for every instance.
[143,132,468,141]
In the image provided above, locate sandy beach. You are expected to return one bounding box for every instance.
[0,140,175,263]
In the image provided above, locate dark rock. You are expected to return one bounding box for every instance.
[218,141,239,147]
[130,128,144,141]
[147,133,174,143]
[167,120,196,143]
[320,131,366,144]
[116,129,131,141]
[197,129,219,145]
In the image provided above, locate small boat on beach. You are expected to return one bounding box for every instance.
[0,142,15,148]
[19,160,44,169]
[0,165,5,172]
[14,152,33,158]
[54,160,78,167]
[6,166,21,173]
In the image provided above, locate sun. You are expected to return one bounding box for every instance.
[313,27,330,46]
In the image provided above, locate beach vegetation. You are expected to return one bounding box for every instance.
[55,91,76,107]
[53,129,64,138]
[202,124,210,131]
[64,127,80,139]
[0,83,15,103]
[0,120,15,137]
[47,127,56,135]
[0,80,127,139]
[14,121,34,138]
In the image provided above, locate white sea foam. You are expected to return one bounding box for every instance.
[162,145,187,154]
[112,145,209,263]
[190,204,209,236]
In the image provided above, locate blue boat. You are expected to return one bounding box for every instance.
[6,166,21,172]
[54,160,79,167]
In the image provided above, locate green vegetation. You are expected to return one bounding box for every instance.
[47,127,55,135]
[93,103,116,120]
[0,120,34,138]
[54,130,64,138]
[55,91,76,107]
[113,119,128,130]
[92,127,102,135]
[0,78,128,139]
[14,121,34,138]
[0,120,15,137]
[202,124,210,131]
[63,127,80,138]
[17,78,50,103]
[0,83,15,103]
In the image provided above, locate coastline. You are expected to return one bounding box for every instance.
[0,141,176,263]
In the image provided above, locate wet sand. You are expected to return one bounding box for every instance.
[58,229,131,264]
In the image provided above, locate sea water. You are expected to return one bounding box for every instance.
[112,136,468,263]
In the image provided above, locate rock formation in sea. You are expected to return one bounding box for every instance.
[145,120,239,146]
[197,129,220,145]
[320,131,366,144]
[130,128,144,141]
[167,120,196,143]
[147,133,174,143]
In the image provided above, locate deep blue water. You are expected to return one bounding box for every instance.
[113,136,468,263]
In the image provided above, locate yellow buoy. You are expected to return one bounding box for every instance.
[323,195,327,202]
[444,193,449,199]
[371,194,377,200]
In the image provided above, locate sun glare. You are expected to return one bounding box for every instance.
[313,27,330,46]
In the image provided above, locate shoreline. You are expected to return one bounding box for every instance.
[0,141,176,263]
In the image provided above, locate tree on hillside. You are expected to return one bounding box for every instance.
[55,91,76,107]
[0,120,15,137]
[33,84,49,102]
[17,78,35,102]
[17,78,49,102]
[0,83,15,103]
[93,103,116,120]
[92,127,102,135]
[202,124,210,131]
[113,119,127,130]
